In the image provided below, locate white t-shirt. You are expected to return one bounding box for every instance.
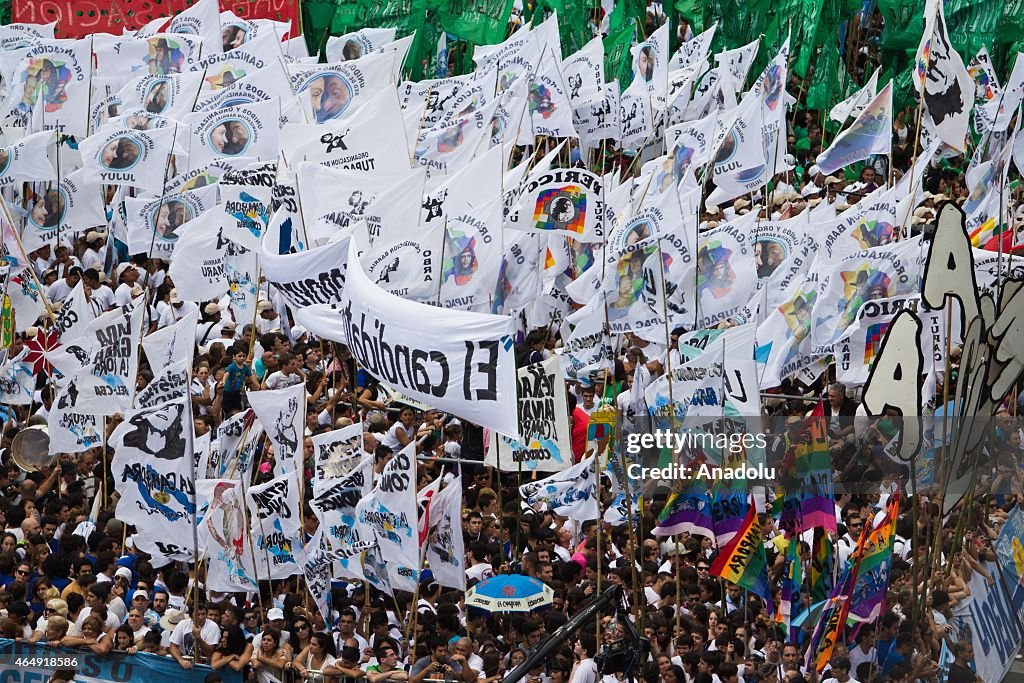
[170,617,221,659]
[34,615,82,638]
[569,657,598,683]
[76,606,121,631]
[466,563,494,582]
[264,371,303,390]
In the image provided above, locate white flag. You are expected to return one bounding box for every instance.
[439,199,505,311]
[562,37,604,102]
[79,125,183,188]
[490,357,571,473]
[20,169,106,253]
[914,0,973,151]
[0,130,56,190]
[326,28,398,62]
[831,67,880,123]
[184,100,280,167]
[71,297,146,415]
[197,478,259,592]
[0,349,35,405]
[424,476,467,591]
[111,398,195,566]
[520,456,599,519]
[246,384,306,474]
[166,208,231,302]
[167,0,222,57]
[142,308,198,376]
[247,472,302,579]
[355,442,419,592]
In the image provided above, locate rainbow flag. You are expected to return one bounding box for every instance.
[806,565,855,673]
[654,476,714,538]
[709,497,772,611]
[776,534,804,639]
[711,473,749,547]
[810,527,833,602]
[797,403,837,533]
[850,493,899,621]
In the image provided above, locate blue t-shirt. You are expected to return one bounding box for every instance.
[225,361,252,392]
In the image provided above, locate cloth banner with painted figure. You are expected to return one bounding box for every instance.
[695,213,759,329]
[816,81,892,176]
[246,384,306,474]
[116,71,206,123]
[0,348,34,405]
[311,423,365,480]
[520,455,600,520]
[438,199,505,311]
[184,100,280,168]
[311,455,374,582]
[288,50,396,125]
[111,397,195,566]
[510,167,606,242]
[815,185,900,264]
[756,272,824,389]
[355,442,420,592]
[834,295,946,386]
[294,241,519,439]
[197,478,259,592]
[424,476,467,591]
[20,169,107,253]
[217,161,277,250]
[48,381,102,455]
[79,125,183,188]
[4,39,93,136]
[70,297,146,416]
[246,472,302,580]
[125,185,219,259]
[490,357,571,473]
[809,235,925,356]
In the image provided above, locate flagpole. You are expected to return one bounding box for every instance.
[0,193,58,324]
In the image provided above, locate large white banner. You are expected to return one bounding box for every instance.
[260,222,349,309]
[520,456,600,519]
[295,241,519,438]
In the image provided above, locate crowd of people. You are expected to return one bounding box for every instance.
[0,1,1022,683]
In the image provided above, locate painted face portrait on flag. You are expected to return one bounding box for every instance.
[151,199,191,242]
[147,37,185,76]
[754,238,787,279]
[209,118,251,156]
[697,241,735,299]
[300,73,354,123]
[222,24,248,52]
[20,57,71,113]
[143,80,170,114]
[342,40,362,60]
[0,148,11,176]
[638,45,655,82]
[25,188,66,230]
[99,135,142,170]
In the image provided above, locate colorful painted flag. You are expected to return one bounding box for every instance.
[776,534,804,641]
[653,476,714,538]
[806,565,855,674]
[711,470,749,547]
[798,403,838,533]
[0,295,11,349]
[810,527,833,602]
[850,493,900,622]
[532,185,587,236]
[816,81,893,175]
[709,497,772,612]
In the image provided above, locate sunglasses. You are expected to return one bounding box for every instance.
[15,570,29,576]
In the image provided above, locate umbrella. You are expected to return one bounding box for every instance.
[465,575,554,612]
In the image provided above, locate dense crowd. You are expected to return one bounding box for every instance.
[0,1,1022,683]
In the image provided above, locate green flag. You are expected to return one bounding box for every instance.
[439,0,516,45]
[604,25,635,90]
[806,40,840,111]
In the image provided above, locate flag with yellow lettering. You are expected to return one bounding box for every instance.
[709,496,772,612]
